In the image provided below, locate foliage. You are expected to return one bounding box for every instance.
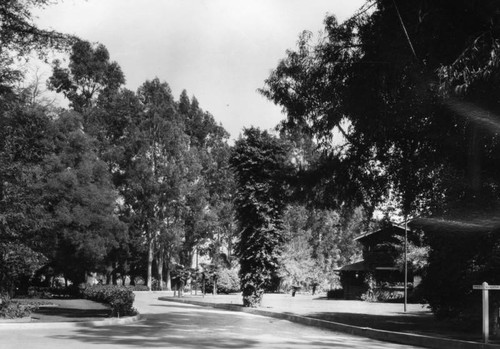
[121,78,196,288]
[0,0,73,292]
[278,205,364,291]
[0,106,54,243]
[26,285,79,298]
[126,285,150,292]
[393,235,430,275]
[361,288,404,303]
[230,128,292,307]
[82,285,135,317]
[178,90,235,276]
[0,0,75,57]
[0,106,54,295]
[1,106,126,289]
[0,294,36,319]
[0,0,75,103]
[0,242,47,296]
[278,222,316,290]
[36,112,126,284]
[48,40,125,112]
[262,0,500,320]
[416,224,500,319]
[326,288,344,299]
[204,267,240,294]
[1,1,237,298]
[261,0,500,217]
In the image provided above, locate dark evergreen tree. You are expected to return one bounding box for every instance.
[230,128,292,307]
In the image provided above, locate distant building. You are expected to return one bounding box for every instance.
[337,224,421,300]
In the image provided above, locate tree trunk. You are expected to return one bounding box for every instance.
[147,237,154,290]
[157,249,164,290]
[166,267,171,291]
[227,235,232,260]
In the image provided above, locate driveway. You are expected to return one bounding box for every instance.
[1,292,423,348]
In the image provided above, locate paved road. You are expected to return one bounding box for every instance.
[2,292,423,349]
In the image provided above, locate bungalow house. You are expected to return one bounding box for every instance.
[337,223,421,300]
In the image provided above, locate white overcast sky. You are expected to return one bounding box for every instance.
[33,0,365,141]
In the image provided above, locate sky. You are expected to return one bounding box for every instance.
[33,0,365,141]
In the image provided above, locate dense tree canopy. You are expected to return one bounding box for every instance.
[262,0,500,319]
[1,0,236,294]
[261,0,500,220]
[9,1,500,326]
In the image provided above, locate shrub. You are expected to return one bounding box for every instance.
[82,285,135,317]
[326,288,344,299]
[362,288,400,302]
[205,268,240,294]
[25,285,80,299]
[0,294,36,319]
[151,278,161,291]
[126,285,150,291]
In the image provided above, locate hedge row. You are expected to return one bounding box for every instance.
[326,288,344,299]
[0,294,34,319]
[82,285,136,317]
[126,285,150,291]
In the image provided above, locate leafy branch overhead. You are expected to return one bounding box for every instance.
[261,0,500,218]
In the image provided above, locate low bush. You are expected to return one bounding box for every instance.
[150,278,162,291]
[326,288,344,299]
[82,285,136,317]
[0,294,36,319]
[25,285,80,299]
[361,288,405,302]
[204,268,240,294]
[126,285,150,291]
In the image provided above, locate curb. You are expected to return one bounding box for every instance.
[0,314,144,330]
[159,297,500,349]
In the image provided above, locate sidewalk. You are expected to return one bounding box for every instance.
[159,292,500,349]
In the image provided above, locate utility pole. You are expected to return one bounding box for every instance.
[404,216,408,312]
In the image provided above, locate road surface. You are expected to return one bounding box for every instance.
[1,292,423,349]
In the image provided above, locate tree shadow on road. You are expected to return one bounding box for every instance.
[48,310,260,348]
[300,311,482,342]
[45,307,412,348]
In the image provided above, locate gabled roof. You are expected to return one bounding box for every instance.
[336,260,367,271]
[354,224,406,244]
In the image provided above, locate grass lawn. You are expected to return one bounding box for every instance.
[170,292,494,344]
